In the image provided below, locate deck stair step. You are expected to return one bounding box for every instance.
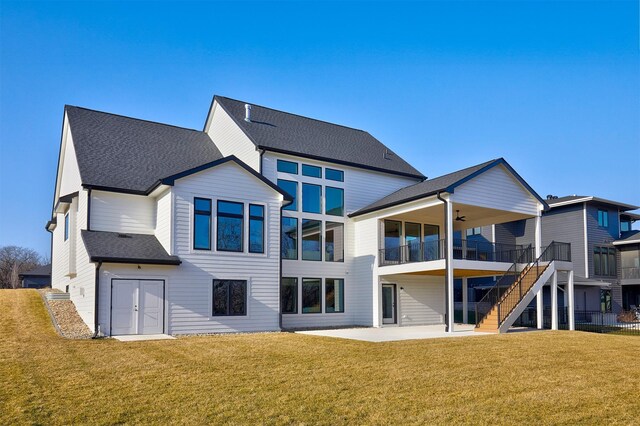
[46,292,70,300]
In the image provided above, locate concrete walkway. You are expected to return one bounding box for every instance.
[296,324,492,342]
[112,334,176,342]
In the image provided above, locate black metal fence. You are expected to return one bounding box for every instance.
[514,307,640,335]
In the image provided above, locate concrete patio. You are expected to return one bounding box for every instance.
[296,324,494,342]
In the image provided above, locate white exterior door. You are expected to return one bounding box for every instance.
[111,279,164,335]
[382,284,397,325]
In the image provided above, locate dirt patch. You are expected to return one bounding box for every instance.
[38,289,92,339]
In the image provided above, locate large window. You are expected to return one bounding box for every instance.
[217,201,243,252]
[423,224,440,261]
[597,209,609,227]
[302,278,321,313]
[325,278,344,313]
[281,278,298,314]
[325,168,344,182]
[405,222,421,262]
[302,219,322,261]
[212,280,247,316]
[302,164,322,178]
[325,186,344,216]
[384,220,402,262]
[325,222,344,262]
[277,159,298,174]
[64,213,70,242]
[594,246,616,277]
[193,198,211,250]
[278,179,298,211]
[282,217,298,260]
[249,204,264,253]
[302,183,322,214]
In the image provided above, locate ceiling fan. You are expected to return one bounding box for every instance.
[455,210,466,222]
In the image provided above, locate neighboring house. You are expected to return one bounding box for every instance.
[613,230,640,310]
[495,195,640,314]
[47,95,575,336]
[19,264,51,288]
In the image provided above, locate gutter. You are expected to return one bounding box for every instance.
[436,191,450,332]
[92,261,102,339]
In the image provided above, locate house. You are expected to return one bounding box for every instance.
[19,264,51,288]
[494,195,640,316]
[46,95,575,336]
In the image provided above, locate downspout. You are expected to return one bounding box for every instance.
[258,148,265,175]
[92,261,102,338]
[436,191,450,332]
[87,188,92,230]
[279,205,283,331]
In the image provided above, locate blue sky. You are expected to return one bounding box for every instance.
[1,1,639,257]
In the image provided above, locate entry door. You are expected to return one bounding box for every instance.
[382,284,396,324]
[111,280,164,335]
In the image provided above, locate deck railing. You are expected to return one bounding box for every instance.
[378,239,528,266]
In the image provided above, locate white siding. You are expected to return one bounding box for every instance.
[451,165,540,215]
[155,189,172,253]
[51,210,70,292]
[381,275,445,326]
[98,162,284,335]
[206,101,260,171]
[58,115,82,198]
[352,217,379,326]
[90,191,156,234]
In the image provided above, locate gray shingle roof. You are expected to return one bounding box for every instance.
[613,230,640,246]
[350,159,500,217]
[19,264,51,277]
[81,230,181,265]
[214,96,425,179]
[66,106,224,194]
[546,195,639,211]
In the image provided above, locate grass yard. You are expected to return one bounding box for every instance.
[1,290,639,425]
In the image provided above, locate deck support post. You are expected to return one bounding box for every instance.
[551,271,558,330]
[567,269,575,331]
[462,277,468,324]
[535,213,543,329]
[444,197,454,333]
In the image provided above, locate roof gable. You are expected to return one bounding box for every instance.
[211,96,425,179]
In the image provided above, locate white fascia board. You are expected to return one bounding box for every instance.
[352,194,445,221]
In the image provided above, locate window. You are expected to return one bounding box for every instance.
[302,219,322,261]
[249,204,264,253]
[302,183,322,214]
[594,246,616,277]
[212,280,247,316]
[325,222,344,262]
[597,209,609,227]
[282,217,298,260]
[423,224,440,261]
[621,219,632,233]
[217,201,243,252]
[325,187,344,216]
[277,159,298,174]
[281,278,298,314]
[325,278,344,313]
[466,227,481,236]
[302,164,322,178]
[600,289,612,312]
[64,213,70,241]
[406,222,421,262]
[325,168,344,182]
[384,220,402,262]
[302,278,321,313]
[193,198,212,250]
[278,179,298,211]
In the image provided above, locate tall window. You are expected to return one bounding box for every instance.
[278,179,298,211]
[406,222,421,262]
[423,224,440,261]
[597,209,609,227]
[249,204,264,253]
[282,217,298,260]
[277,159,298,174]
[302,183,322,214]
[64,213,70,241]
[193,198,211,250]
[594,246,616,277]
[302,164,322,178]
[325,168,344,182]
[281,278,298,314]
[384,220,402,262]
[302,278,321,313]
[302,219,322,261]
[325,187,344,216]
[212,280,247,316]
[217,201,243,252]
[325,222,344,262]
[325,278,344,313]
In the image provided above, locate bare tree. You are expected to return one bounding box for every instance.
[0,246,44,289]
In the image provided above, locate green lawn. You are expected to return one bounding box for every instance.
[1,290,639,425]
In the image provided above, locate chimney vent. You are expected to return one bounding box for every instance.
[244,104,252,122]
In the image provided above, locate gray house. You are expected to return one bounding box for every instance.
[19,264,52,289]
[495,195,640,313]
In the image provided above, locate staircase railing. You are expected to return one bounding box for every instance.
[475,241,572,328]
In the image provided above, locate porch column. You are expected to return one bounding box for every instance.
[445,199,454,333]
[462,277,468,324]
[568,269,575,331]
[535,213,543,329]
[551,271,558,330]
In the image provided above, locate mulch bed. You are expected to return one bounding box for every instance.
[38,289,93,339]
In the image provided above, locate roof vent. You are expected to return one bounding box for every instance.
[383,149,393,160]
[244,104,252,122]
[546,194,559,200]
